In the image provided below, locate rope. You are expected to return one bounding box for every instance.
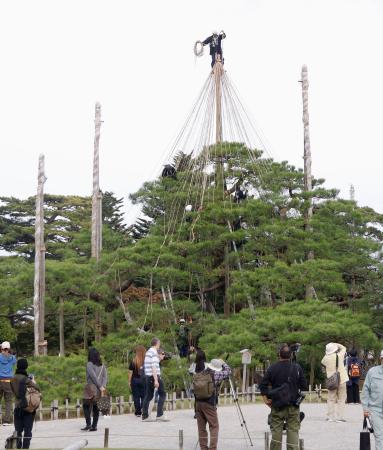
[194,41,204,57]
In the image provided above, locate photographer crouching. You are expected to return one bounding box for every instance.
[259,344,307,450]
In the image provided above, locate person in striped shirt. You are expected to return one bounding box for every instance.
[142,338,169,421]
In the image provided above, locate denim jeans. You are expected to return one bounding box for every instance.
[142,376,166,419]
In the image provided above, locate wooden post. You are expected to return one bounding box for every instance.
[301,65,315,300]
[264,431,270,450]
[242,363,247,394]
[104,428,109,448]
[59,296,65,356]
[178,429,184,450]
[34,154,47,356]
[299,438,305,450]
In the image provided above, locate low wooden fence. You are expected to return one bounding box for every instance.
[0,384,332,422]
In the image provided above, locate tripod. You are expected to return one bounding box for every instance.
[228,377,253,447]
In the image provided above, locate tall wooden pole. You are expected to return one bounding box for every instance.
[59,296,65,356]
[91,102,102,262]
[91,102,103,342]
[301,65,314,300]
[34,154,47,356]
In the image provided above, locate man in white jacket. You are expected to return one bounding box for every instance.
[321,343,349,422]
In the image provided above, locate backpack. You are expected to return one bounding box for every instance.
[24,385,41,413]
[350,362,360,378]
[192,370,215,400]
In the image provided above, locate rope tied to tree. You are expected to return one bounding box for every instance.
[194,41,204,57]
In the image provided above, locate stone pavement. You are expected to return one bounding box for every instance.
[0,403,374,450]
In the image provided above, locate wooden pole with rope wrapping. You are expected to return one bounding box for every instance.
[301,65,315,300]
[33,154,47,356]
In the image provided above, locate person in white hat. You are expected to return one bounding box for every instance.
[193,350,231,450]
[361,350,383,450]
[0,341,17,425]
[321,342,348,422]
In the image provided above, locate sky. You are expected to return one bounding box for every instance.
[1,0,383,223]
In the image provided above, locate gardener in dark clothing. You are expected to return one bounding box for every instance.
[194,350,231,450]
[346,349,362,404]
[202,30,226,67]
[10,358,40,449]
[259,344,307,450]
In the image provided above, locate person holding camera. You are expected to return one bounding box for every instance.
[141,338,168,422]
[0,341,17,425]
[193,350,231,450]
[259,344,307,450]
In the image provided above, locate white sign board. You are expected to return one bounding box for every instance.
[241,350,252,365]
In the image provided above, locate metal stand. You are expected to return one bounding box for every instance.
[228,377,253,447]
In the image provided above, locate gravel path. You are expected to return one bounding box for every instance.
[0,403,374,450]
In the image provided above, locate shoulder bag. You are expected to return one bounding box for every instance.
[326,352,340,391]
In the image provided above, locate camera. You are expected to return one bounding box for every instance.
[294,391,305,407]
[289,343,301,353]
[161,351,173,361]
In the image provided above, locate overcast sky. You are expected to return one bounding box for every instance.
[1,0,382,223]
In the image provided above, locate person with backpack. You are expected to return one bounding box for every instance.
[0,341,17,425]
[321,342,349,422]
[346,349,361,404]
[193,349,231,450]
[10,358,41,449]
[259,344,307,450]
[81,348,108,431]
[128,345,146,417]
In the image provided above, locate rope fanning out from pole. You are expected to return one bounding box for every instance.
[194,41,204,57]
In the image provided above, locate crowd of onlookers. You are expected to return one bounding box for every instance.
[1,337,383,450]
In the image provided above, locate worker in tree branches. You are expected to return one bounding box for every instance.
[202,30,226,67]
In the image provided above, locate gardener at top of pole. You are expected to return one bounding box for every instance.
[202,30,226,67]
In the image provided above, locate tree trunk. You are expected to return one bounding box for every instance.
[309,356,316,387]
[95,310,101,342]
[83,307,88,351]
[224,245,230,317]
[59,297,65,357]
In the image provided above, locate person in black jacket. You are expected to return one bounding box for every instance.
[259,344,307,450]
[202,31,226,67]
[10,358,40,449]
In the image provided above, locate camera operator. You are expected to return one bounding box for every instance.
[259,344,307,450]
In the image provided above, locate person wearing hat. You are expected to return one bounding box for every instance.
[361,350,383,450]
[193,350,231,450]
[202,30,226,67]
[321,342,348,422]
[10,358,40,449]
[0,341,17,425]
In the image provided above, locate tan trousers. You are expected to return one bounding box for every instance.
[196,401,219,450]
[327,382,347,420]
